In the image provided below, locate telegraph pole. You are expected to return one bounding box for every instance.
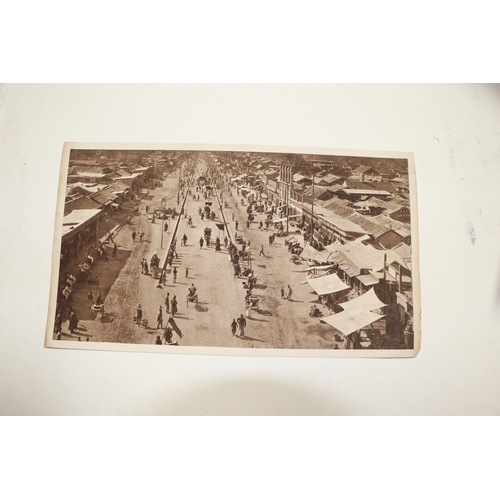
[286,165,292,236]
[311,173,315,241]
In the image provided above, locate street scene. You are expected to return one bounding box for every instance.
[48,147,418,352]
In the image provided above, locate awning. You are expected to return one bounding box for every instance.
[321,310,385,336]
[370,270,397,283]
[324,241,342,252]
[306,273,350,296]
[338,262,358,277]
[300,244,330,262]
[305,264,335,272]
[338,288,387,313]
[111,203,119,207]
[215,223,225,230]
[357,274,379,286]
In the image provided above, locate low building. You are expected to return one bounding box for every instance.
[64,195,102,216]
[60,209,102,267]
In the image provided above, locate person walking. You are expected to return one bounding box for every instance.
[185,267,189,278]
[165,293,170,314]
[157,306,164,329]
[54,312,62,337]
[87,290,93,303]
[171,295,178,317]
[173,267,177,283]
[144,260,149,275]
[68,308,78,334]
[287,285,292,301]
[132,230,136,242]
[136,304,143,326]
[259,245,265,257]
[139,231,143,242]
[280,287,285,299]
[236,314,246,338]
[199,237,204,250]
[182,234,187,246]
[112,243,117,258]
[96,292,103,306]
[231,318,238,337]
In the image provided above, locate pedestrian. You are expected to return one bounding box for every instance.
[236,314,246,338]
[235,221,239,230]
[165,293,170,314]
[199,237,204,250]
[164,222,168,232]
[269,235,273,246]
[171,295,178,316]
[163,326,173,344]
[87,290,93,303]
[139,231,143,242]
[144,260,149,275]
[112,243,117,258]
[224,236,228,247]
[287,285,292,300]
[259,245,265,257]
[155,335,162,345]
[132,230,136,242]
[185,267,189,278]
[173,267,177,283]
[96,292,103,305]
[280,287,285,299]
[136,304,143,325]
[231,319,237,336]
[157,306,164,329]
[141,259,145,274]
[54,312,62,336]
[68,308,78,334]
[246,220,250,228]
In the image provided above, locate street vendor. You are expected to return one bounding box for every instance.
[309,305,322,317]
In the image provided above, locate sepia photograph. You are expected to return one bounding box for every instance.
[45,143,420,356]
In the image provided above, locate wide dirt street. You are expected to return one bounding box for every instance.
[65,157,340,349]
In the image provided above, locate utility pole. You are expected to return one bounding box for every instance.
[286,165,292,236]
[311,173,315,241]
[160,218,164,249]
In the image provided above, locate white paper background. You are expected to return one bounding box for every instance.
[1,83,499,415]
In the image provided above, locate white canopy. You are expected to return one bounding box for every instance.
[338,288,387,313]
[306,273,350,296]
[321,309,385,336]
[300,244,329,262]
[324,241,342,252]
[305,264,335,272]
